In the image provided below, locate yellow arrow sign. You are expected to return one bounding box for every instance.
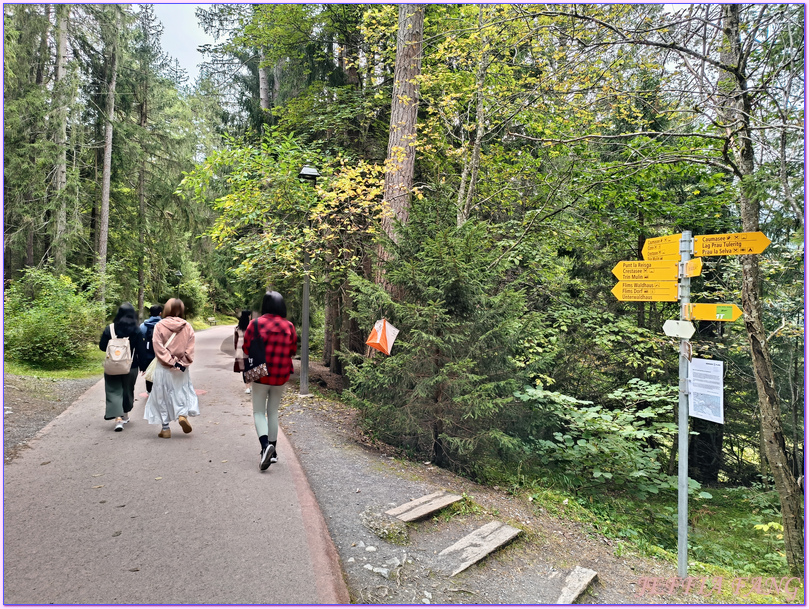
[642,234,682,260]
[683,303,743,322]
[684,257,703,278]
[694,232,770,257]
[612,281,678,302]
[612,260,679,281]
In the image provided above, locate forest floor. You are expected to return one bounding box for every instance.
[1,365,790,605]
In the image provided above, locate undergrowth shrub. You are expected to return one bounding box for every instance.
[514,379,680,499]
[4,267,104,367]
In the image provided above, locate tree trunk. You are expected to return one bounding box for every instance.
[719,5,803,575]
[26,220,34,267]
[137,95,147,321]
[789,338,802,478]
[379,4,424,249]
[52,4,70,272]
[34,5,50,87]
[457,6,488,227]
[258,48,270,112]
[272,59,282,104]
[22,4,51,272]
[98,8,119,304]
[779,127,803,234]
[324,285,339,370]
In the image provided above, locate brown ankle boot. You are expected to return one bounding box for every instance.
[158,428,171,438]
[178,415,192,434]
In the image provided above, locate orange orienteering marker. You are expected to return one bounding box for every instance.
[365,319,400,355]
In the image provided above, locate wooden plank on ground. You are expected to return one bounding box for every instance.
[385,490,463,522]
[438,520,522,576]
[555,566,598,604]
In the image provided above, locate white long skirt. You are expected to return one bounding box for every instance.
[144,364,200,425]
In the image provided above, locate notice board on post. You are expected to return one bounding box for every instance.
[688,358,724,424]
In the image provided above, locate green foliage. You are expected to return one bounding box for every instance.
[514,380,677,498]
[345,216,528,473]
[175,260,211,316]
[687,487,790,575]
[4,268,105,367]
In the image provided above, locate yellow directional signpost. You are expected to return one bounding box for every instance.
[641,233,682,260]
[612,229,769,580]
[684,303,743,322]
[611,281,678,301]
[694,231,771,257]
[684,257,703,278]
[612,260,679,281]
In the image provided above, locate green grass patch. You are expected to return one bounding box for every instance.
[472,456,798,591]
[5,346,105,379]
[520,482,798,589]
[435,493,484,521]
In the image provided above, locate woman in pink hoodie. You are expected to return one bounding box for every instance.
[143,298,200,438]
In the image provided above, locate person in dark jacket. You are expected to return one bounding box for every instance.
[139,303,163,393]
[234,309,252,394]
[99,302,147,431]
[242,291,297,471]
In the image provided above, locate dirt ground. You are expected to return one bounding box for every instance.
[1,363,729,605]
[3,373,100,463]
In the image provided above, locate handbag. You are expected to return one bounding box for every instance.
[144,331,175,382]
[104,324,133,375]
[242,320,268,384]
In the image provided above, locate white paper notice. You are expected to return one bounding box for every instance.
[688,358,724,424]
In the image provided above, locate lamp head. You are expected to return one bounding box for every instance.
[298,165,320,183]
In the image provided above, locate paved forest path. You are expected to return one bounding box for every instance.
[3,324,347,605]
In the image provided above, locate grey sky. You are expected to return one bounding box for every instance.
[150,3,216,82]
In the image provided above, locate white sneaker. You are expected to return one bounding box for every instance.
[114,419,124,432]
[245,387,252,394]
[122,414,130,424]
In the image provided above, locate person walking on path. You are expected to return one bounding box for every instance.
[234,309,252,394]
[139,303,163,394]
[143,298,199,438]
[242,291,297,471]
[99,302,148,431]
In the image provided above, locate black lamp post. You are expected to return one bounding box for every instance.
[174,270,183,298]
[297,165,319,397]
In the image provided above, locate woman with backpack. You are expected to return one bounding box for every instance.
[99,302,148,431]
[242,291,297,471]
[143,298,200,438]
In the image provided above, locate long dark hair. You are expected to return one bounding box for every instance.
[261,291,286,318]
[113,302,138,336]
[238,309,252,331]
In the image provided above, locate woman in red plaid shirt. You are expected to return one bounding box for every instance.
[242,291,297,471]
